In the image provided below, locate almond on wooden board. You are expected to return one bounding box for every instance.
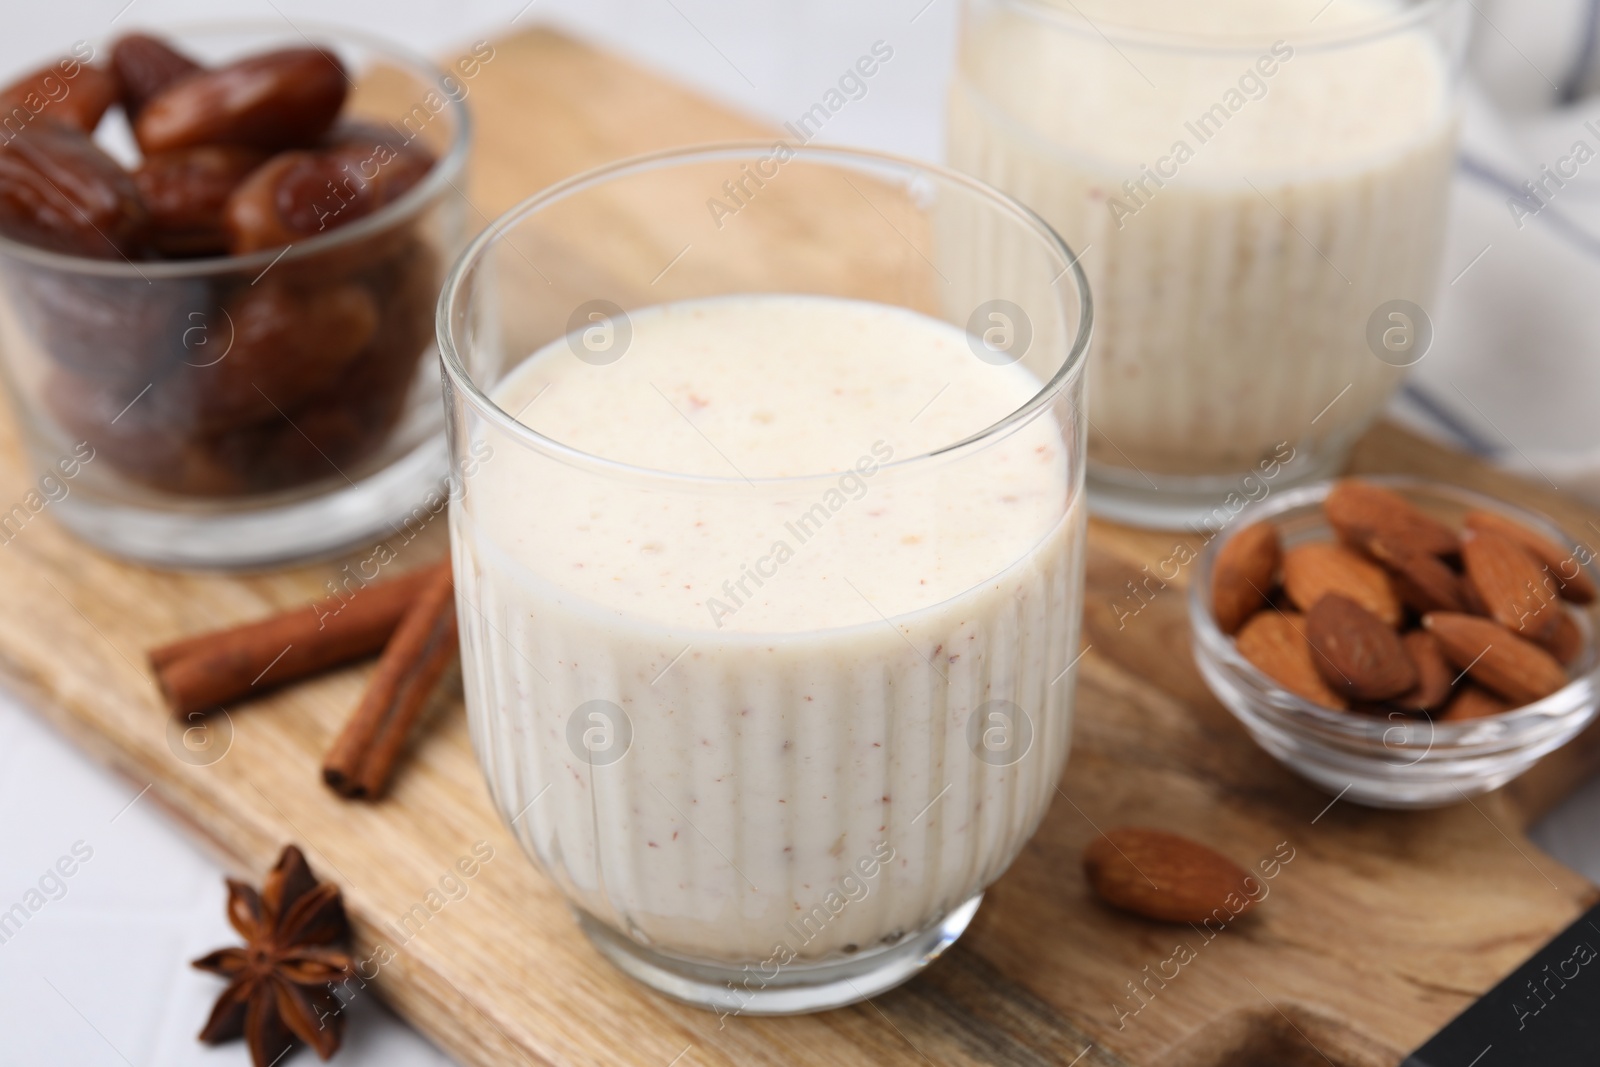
[1422,612,1569,707]
[1439,684,1511,722]
[1212,522,1281,635]
[1366,536,1466,615]
[1305,594,1418,701]
[1236,611,1349,710]
[1395,630,1454,713]
[1324,479,1459,558]
[1461,530,1562,640]
[1083,827,1259,924]
[1465,508,1597,605]
[1282,542,1402,627]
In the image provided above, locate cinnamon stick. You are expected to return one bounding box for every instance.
[323,563,458,800]
[150,561,449,717]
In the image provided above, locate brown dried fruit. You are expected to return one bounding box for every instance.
[135,47,348,154]
[1423,612,1569,707]
[1324,479,1459,558]
[0,57,118,133]
[1532,609,1584,667]
[110,33,203,119]
[303,124,433,221]
[1460,574,1489,617]
[1305,594,1418,701]
[1394,630,1455,713]
[1211,521,1280,634]
[1461,530,1563,641]
[224,129,434,254]
[1464,508,1596,605]
[15,269,206,382]
[208,404,370,493]
[33,243,432,499]
[44,367,244,496]
[260,251,439,471]
[1439,685,1511,722]
[1084,827,1259,924]
[1366,535,1466,615]
[160,280,378,430]
[332,238,436,414]
[0,124,146,257]
[134,145,269,257]
[1236,611,1348,709]
[1282,542,1402,627]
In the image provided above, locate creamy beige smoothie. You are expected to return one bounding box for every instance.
[948,0,1458,479]
[453,294,1082,964]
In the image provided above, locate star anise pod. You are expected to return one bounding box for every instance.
[192,845,355,1067]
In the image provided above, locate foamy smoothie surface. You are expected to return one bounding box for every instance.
[968,0,1451,178]
[477,294,1071,633]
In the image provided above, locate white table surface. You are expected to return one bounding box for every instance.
[2,2,1597,1065]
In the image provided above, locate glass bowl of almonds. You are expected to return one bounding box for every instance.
[1189,476,1600,809]
[0,23,473,567]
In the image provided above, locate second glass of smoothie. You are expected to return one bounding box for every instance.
[439,145,1090,1013]
[949,0,1472,527]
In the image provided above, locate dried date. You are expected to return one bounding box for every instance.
[45,367,244,496]
[281,240,440,460]
[340,238,437,404]
[3,33,441,500]
[0,123,145,257]
[224,126,434,253]
[135,47,347,154]
[221,242,440,489]
[110,33,203,119]
[134,145,267,257]
[161,279,378,431]
[0,56,117,133]
[210,403,372,491]
[12,268,208,381]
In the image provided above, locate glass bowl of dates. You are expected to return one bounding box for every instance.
[1189,477,1600,809]
[0,23,472,567]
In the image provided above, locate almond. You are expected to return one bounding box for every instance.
[1325,479,1459,557]
[1366,535,1466,615]
[1460,574,1489,617]
[1395,630,1454,713]
[1439,684,1511,722]
[1422,612,1569,707]
[1211,521,1282,635]
[1282,542,1402,627]
[1465,508,1596,605]
[1305,594,1417,701]
[1532,609,1584,667]
[1461,530,1562,641]
[1083,827,1258,924]
[1235,611,1349,709]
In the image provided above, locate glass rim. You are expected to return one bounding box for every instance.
[436,140,1093,489]
[0,19,473,279]
[985,0,1464,54]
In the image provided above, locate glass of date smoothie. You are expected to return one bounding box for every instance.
[948,0,1471,527]
[439,144,1091,1013]
[0,23,471,566]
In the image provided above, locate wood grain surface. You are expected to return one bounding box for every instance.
[1,27,1596,1067]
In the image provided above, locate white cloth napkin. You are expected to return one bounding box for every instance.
[1395,0,1600,505]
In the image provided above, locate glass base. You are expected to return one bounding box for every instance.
[576,893,983,1016]
[51,438,447,570]
[1086,448,1349,530]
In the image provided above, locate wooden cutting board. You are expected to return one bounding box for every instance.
[4,27,1598,1067]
